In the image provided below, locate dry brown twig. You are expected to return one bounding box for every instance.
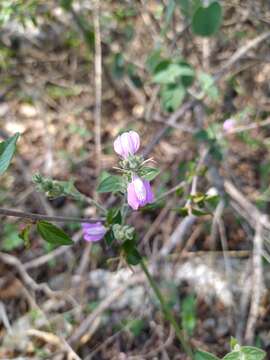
[0,252,62,299]
[0,208,104,223]
[93,0,102,177]
[244,220,265,344]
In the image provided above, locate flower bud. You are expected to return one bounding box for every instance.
[127,176,154,210]
[114,131,140,158]
[82,222,106,242]
[112,224,135,241]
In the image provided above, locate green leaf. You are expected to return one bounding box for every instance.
[97,174,124,193]
[140,167,160,181]
[104,229,115,246]
[161,83,186,112]
[37,221,73,246]
[106,207,122,225]
[176,0,192,16]
[230,337,239,350]
[146,49,163,73]
[181,294,197,336]
[180,61,195,88]
[176,0,201,17]
[205,194,219,207]
[195,350,219,360]
[192,193,206,204]
[198,72,219,101]
[2,224,24,251]
[194,129,211,142]
[0,133,20,175]
[191,208,210,216]
[164,0,176,27]
[192,2,222,37]
[223,347,266,360]
[126,248,142,265]
[19,224,32,247]
[153,63,194,84]
[60,0,73,10]
[122,240,142,266]
[111,53,125,79]
[126,318,145,337]
[177,207,189,217]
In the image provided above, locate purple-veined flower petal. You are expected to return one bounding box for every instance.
[133,176,147,201]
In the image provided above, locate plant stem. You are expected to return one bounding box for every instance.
[140,259,194,359]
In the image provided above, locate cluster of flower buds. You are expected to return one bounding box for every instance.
[114,130,154,210]
[33,173,65,198]
[112,224,135,242]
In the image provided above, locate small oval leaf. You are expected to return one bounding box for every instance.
[37,221,73,245]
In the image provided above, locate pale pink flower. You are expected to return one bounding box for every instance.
[223,118,235,133]
[114,131,140,158]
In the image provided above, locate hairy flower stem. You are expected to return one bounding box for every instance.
[140,259,194,359]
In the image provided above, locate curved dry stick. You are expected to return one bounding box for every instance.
[244,220,264,344]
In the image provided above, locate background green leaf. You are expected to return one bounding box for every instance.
[191,2,222,37]
[195,350,220,360]
[161,83,186,112]
[153,63,194,84]
[181,294,197,336]
[0,132,20,175]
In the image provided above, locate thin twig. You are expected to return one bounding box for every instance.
[93,0,102,176]
[0,208,104,223]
